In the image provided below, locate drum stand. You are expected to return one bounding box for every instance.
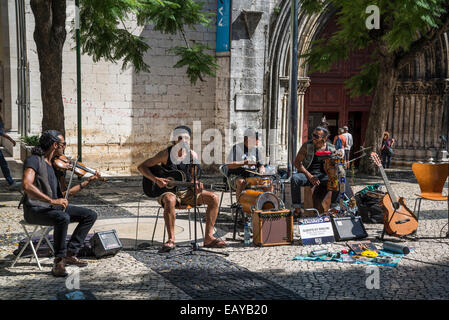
[232,204,246,241]
[168,156,229,259]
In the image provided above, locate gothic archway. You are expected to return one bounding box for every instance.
[266,0,449,166]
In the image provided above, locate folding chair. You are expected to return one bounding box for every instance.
[11,220,54,270]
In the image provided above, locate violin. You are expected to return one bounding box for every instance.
[53,155,106,181]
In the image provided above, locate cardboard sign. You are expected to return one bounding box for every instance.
[298,216,335,245]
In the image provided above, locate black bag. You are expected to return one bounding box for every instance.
[13,233,95,258]
[355,190,386,224]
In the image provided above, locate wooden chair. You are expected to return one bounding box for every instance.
[411,162,449,220]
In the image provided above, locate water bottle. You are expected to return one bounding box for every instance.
[244,223,251,246]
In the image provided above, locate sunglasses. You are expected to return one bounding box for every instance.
[58,142,67,147]
[312,133,323,140]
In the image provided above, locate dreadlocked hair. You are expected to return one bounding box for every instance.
[31,130,62,156]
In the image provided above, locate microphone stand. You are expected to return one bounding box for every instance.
[168,147,228,259]
[445,135,449,238]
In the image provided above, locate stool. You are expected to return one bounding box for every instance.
[151,205,205,245]
[11,220,54,270]
[218,164,236,214]
[303,186,314,210]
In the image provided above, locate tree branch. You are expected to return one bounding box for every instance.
[396,14,449,70]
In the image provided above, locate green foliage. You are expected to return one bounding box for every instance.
[77,0,217,84]
[137,0,212,34]
[79,0,151,73]
[345,61,379,98]
[169,44,218,85]
[20,136,40,146]
[301,0,448,96]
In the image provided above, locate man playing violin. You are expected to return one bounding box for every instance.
[21,130,100,277]
[138,125,226,252]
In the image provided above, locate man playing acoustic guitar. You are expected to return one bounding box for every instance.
[138,126,226,252]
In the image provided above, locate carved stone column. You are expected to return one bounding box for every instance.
[296,77,310,150]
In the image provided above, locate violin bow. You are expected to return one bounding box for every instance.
[63,156,79,212]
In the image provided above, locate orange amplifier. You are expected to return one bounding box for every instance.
[251,209,293,247]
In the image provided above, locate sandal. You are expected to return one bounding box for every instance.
[203,238,227,248]
[159,241,176,253]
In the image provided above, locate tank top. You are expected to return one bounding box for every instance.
[163,145,194,186]
[308,145,329,175]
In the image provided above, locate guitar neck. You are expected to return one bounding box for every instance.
[168,181,214,189]
[378,166,398,202]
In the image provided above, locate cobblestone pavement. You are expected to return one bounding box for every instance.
[1,171,448,300]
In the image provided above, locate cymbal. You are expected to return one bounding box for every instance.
[244,170,274,176]
[355,146,372,154]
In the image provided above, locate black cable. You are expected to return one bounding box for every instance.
[401,256,449,269]
[440,222,448,238]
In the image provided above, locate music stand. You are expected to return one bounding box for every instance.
[167,148,229,259]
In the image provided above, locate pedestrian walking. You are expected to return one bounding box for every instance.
[0,100,19,190]
[342,126,353,168]
[381,131,395,168]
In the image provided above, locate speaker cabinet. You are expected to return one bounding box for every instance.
[331,216,368,241]
[90,230,123,258]
[252,209,293,246]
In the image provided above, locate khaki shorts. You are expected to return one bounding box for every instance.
[229,175,246,191]
[157,188,202,208]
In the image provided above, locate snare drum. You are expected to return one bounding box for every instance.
[238,189,281,214]
[245,176,273,191]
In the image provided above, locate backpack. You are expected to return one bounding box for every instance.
[335,136,343,150]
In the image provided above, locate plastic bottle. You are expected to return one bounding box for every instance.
[244,223,251,246]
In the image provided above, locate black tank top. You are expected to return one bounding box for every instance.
[308,145,328,175]
[163,145,194,183]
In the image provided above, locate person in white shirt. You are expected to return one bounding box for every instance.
[225,128,266,199]
[342,126,353,169]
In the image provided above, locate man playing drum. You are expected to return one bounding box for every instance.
[225,128,267,200]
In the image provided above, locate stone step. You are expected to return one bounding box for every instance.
[0,147,23,180]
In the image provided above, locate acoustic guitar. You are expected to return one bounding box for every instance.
[370,152,418,237]
[142,165,223,198]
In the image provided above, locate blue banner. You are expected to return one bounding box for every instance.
[216,0,230,52]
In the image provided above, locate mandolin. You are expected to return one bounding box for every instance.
[142,165,224,198]
[370,152,418,237]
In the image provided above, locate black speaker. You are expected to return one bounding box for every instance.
[90,230,122,258]
[331,216,368,241]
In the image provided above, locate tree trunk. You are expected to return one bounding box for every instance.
[30,0,67,135]
[358,57,398,175]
